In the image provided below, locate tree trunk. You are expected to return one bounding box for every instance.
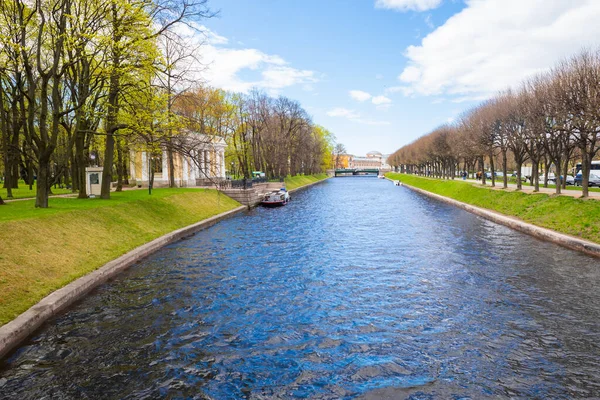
[148,158,154,195]
[554,156,562,195]
[515,159,523,190]
[2,131,13,198]
[502,149,508,189]
[533,160,540,192]
[168,146,175,187]
[562,159,569,190]
[101,3,121,200]
[581,150,590,198]
[35,156,50,208]
[479,156,486,185]
[116,137,123,192]
[70,151,78,192]
[489,153,495,187]
[101,131,114,199]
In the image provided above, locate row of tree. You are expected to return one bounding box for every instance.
[388,49,600,198]
[0,0,337,208]
[173,87,335,180]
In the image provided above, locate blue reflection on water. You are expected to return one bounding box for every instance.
[1,177,600,399]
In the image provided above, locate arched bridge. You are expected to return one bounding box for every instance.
[334,168,380,177]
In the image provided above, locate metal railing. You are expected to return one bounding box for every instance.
[217,176,284,190]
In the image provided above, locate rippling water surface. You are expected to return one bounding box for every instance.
[2,178,600,399]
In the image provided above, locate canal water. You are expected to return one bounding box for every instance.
[2,178,600,399]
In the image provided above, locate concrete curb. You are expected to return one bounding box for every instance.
[0,205,247,359]
[387,177,600,259]
[288,176,331,194]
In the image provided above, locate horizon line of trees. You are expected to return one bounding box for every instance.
[388,48,600,198]
[0,0,338,208]
[174,86,336,181]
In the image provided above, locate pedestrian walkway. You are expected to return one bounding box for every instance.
[3,193,78,203]
[465,178,600,199]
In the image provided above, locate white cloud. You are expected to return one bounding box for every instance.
[397,0,600,98]
[260,66,316,89]
[349,90,372,102]
[176,26,318,93]
[327,107,360,119]
[424,14,434,29]
[372,95,392,105]
[375,0,443,12]
[385,86,414,96]
[200,25,229,45]
[349,91,393,108]
[327,107,390,125]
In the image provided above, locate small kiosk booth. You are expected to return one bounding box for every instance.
[85,167,103,197]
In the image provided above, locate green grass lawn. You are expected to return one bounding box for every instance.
[0,180,72,200]
[0,188,240,325]
[0,188,219,222]
[285,173,329,190]
[387,173,600,244]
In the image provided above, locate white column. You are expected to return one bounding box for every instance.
[206,150,212,178]
[162,150,168,183]
[216,152,221,178]
[141,152,148,181]
[129,150,136,180]
[183,156,189,184]
[220,149,226,178]
[189,153,196,183]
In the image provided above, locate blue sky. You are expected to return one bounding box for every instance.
[193,0,600,155]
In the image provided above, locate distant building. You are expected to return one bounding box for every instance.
[348,150,387,169]
[350,156,381,169]
[335,154,353,169]
[130,133,226,187]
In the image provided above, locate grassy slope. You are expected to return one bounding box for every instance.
[387,173,600,244]
[285,173,329,190]
[0,189,239,325]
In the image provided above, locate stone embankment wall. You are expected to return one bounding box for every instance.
[0,206,247,359]
[394,180,600,259]
[221,182,284,207]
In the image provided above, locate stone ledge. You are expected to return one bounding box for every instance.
[0,205,247,359]
[396,180,600,259]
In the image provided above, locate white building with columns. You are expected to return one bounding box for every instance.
[129,134,227,187]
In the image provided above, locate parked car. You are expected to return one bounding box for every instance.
[484,171,503,179]
[548,175,574,185]
[574,172,600,186]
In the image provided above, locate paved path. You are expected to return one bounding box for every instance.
[2,185,145,203]
[3,193,78,203]
[463,178,600,199]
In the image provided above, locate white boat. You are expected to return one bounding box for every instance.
[261,189,290,207]
[394,180,401,186]
[378,175,385,179]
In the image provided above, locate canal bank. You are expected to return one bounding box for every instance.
[221,174,330,207]
[2,177,599,399]
[0,175,330,359]
[386,173,600,257]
